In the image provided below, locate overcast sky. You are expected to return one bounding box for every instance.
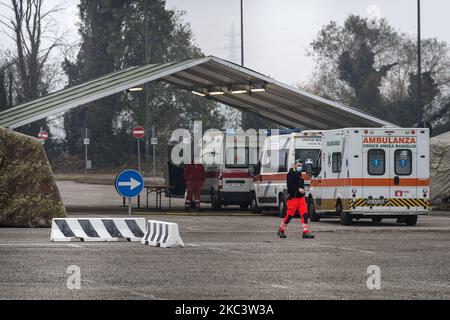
[1,0,449,87]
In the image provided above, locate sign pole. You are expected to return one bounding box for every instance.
[133,126,145,173]
[115,169,144,215]
[137,138,141,173]
[128,197,132,216]
[152,126,156,180]
[85,128,88,176]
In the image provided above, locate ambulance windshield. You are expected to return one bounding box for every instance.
[225,147,257,168]
[295,149,320,167]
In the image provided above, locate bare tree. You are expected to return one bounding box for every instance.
[0,0,64,104]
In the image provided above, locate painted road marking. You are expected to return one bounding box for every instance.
[0,243,84,248]
[271,284,289,289]
[310,243,376,254]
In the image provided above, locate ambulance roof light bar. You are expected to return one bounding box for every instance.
[301,131,322,136]
[265,128,301,136]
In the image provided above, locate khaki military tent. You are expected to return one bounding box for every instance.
[430,131,450,208]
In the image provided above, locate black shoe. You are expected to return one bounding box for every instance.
[302,232,315,239]
[185,206,191,212]
[277,231,287,239]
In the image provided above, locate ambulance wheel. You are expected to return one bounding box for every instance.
[308,197,320,222]
[404,215,418,226]
[337,201,352,225]
[211,191,222,210]
[251,192,262,213]
[278,194,287,218]
[372,217,382,224]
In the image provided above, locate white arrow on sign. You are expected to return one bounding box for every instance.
[118,177,141,190]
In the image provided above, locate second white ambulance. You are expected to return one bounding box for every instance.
[251,131,322,216]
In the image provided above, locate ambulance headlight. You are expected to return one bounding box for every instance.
[422,188,428,193]
[352,188,357,193]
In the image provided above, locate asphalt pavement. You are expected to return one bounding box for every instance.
[0,212,449,300]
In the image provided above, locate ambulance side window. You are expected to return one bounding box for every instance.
[261,149,288,173]
[368,149,385,175]
[332,152,342,173]
[277,149,289,173]
[394,149,412,176]
[314,150,322,177]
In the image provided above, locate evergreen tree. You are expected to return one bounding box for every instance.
[63,0,225,169]
[306,15,450,132]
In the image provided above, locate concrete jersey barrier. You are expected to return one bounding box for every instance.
[141,220,185,248]
[51,218,146,242]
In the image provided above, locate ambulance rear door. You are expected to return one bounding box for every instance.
[362,130,391,212]
[388,129,418,212]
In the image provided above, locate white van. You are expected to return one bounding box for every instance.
[308,128,430,225]
[251,131,322,216]
[200,131,259,210]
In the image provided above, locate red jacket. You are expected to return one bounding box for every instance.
[184,164,206,182]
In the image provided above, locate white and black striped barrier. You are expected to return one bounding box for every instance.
[141,220,185,248]
[51,218,146,242]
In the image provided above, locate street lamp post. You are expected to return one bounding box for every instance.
[417,0,422,127]
[240,0,244,66]
[144,0,150,174]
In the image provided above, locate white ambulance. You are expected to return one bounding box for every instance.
[251,131,322,216]
[308,127,430,225]
[200,130,259,210]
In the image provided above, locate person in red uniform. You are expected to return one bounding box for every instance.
[184,161,206,211]
[277,159,315,239]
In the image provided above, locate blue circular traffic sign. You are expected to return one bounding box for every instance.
[114,169,144,198]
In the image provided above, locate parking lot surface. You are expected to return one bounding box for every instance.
[1,213,449,299]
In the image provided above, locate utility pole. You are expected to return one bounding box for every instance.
[417,0,422,127]
[144,0,151,175]
[225,22,240,64]
[240,0,244,66]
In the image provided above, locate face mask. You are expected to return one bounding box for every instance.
[296,166,302,172]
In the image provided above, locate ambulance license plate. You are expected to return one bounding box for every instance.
[229,183,243,187]
[366,199,387,205]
